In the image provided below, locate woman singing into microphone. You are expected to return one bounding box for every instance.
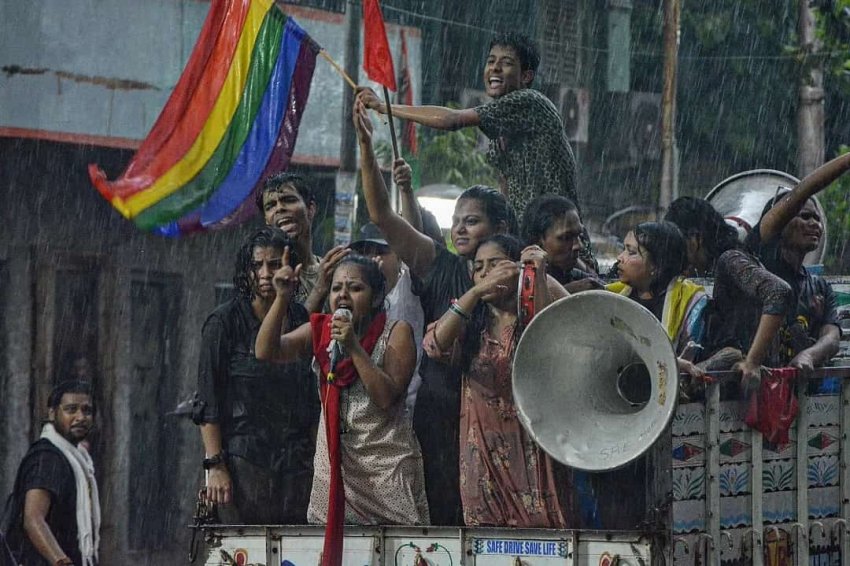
[256,250,428,538]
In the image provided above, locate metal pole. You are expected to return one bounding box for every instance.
[334,1,361,247]
[658,0,680,218]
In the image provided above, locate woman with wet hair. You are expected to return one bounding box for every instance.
[522,194,602,291]
[255,252,428,535]
[423,234,570,527]
[353,98,567,524]
[742,153,850,376]
[664,196,792,389]
[608,221,708,378]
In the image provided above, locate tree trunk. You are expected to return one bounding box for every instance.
[797,0,825,177]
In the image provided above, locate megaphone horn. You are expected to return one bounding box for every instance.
[512,290,679,472]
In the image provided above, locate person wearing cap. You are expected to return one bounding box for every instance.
[349,223,425,415]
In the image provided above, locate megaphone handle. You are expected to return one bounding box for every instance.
[518,263,537,327]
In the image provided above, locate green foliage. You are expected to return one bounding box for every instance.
[373,109,498,190]
[818,145,850,271]
[814,0,850,82]
[675,0,800,174]
[417,127,498,188]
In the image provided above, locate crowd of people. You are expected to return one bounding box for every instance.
[3,30,850,566]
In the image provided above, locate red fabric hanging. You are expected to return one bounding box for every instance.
[362,0,397,91]
[745,367,799,445]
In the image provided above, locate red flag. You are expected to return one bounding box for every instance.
[362,0,397,91]
[396,29,417,155]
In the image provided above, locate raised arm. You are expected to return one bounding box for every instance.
[357,87,479,131]
[394,158,424,234]
[354,100,437,279]
[255,249,313,363]
[759,152,850,242]
[521,245,567,315]
[427,259,520,356]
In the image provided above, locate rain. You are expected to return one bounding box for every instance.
[1,0,849,564]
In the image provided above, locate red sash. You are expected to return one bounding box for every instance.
[309,312,387,566]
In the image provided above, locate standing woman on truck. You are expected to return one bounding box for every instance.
[353,99,568,525]
[422,234,571,528]
[255,251,429,535]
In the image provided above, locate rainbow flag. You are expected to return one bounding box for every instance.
[88,0,319,236]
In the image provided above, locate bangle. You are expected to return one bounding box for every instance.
[449,300,471,321]
[203,451,228,470]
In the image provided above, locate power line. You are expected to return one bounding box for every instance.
[380,2,850,62]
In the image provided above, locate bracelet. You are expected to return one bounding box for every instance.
[203,450,228,470]
[449,300,471,321]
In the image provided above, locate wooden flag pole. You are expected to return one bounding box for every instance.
[320,50,357,91]
[382,86,400,160]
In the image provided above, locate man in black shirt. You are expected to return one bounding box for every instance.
[3,380,99,566]
[193,227,319,524]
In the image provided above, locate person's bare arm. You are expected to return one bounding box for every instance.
[303,246,350,314]
[734,313,784,391]
[357,87,479,131]
[199,423,231,505]
[23,489,71,565]
[790,324,841,377]
[334,315,415,410]
[255,252,313,363]
[759,152,850,242]
[354,100,437,278]
[394,158,424,234]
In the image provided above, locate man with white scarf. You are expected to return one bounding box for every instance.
[4,380,100,566]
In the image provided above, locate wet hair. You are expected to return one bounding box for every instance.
[488,32,540,77]
[521,194,579,246]
[333,254,387,313]
[664,197,740,268]
[457,185,519,236]
[48,380,94,411]
[461,234,524,371]
[255,172,316,213]
[233,227,299,299]
[418,205,446,246]
[632,221,687,296]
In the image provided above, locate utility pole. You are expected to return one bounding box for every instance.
[658,0,680,217]
[797,0,825,177]
[335,1,361,247]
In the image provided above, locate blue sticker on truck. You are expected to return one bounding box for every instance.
[472,539,568,558]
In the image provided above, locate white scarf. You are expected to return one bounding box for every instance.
[40,423,101,566]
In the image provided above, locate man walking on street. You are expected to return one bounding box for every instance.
[3,380,100,566]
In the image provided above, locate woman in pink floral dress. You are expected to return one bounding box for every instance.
[423,235,570,527]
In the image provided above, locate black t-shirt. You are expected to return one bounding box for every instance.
[415,245,473,325]
[194,296,318,473]
[11,440,81,566]
[746,223,840,363]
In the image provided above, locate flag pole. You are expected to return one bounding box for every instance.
[382,86,400,160]
[320,50,357,91]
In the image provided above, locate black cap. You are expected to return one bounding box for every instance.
[349,223,389,253]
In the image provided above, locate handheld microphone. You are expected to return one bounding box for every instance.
[327,308,352,382]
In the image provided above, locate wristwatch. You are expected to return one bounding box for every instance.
[202,451,227,469]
